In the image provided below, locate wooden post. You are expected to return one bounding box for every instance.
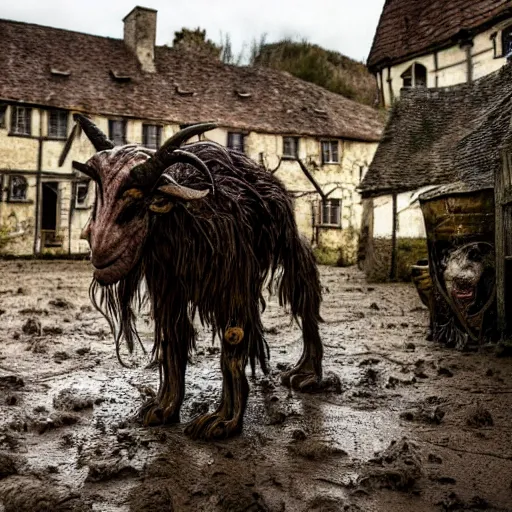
[390,192,398,280]
[496,151,507,334]
[33,108,44,255]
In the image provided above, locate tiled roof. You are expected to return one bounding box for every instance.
[360,63,512,197]
[0,19,383,142]
[368,0,512,70]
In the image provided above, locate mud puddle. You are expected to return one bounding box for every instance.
[0,260,511,511]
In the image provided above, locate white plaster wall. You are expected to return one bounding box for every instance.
[372,189,428,239]
[1,109,379,260]
[380,23,510,107]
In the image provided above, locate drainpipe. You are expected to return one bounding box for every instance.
[33,108,44,255]
[390,192,398,280]
[68,177,76,254]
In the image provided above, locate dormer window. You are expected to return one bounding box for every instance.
[48,109,68,139]
[50,68,70,77]
[502,26,512,60]
[401,63,427,88]
[227,132,245,153]
[110,70,131,83]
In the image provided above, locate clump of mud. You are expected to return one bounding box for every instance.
[48,298,74,309]
[85,460,140,482]
[308,496,362,512]
[0,475,90,511]
[466,405,494,428]
[53,388,96,412]
[128,481,175,511]
[287,438,348,460]
[359,437,423,492]
[400,398,446,425]
[22,318,42,336]
[0,452,18,478]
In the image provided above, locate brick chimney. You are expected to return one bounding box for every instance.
[123,6,157,73]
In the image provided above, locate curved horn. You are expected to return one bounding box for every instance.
[130,122,218,193]
[131,149,215,194]
[74,114,115,151]
[156,122,218,157]
[72,160,99,181]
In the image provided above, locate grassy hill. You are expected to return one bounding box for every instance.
[253,41,378,107]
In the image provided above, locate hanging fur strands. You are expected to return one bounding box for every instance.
[70,115,325,440]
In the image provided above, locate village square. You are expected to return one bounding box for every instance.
[1,1,512,511]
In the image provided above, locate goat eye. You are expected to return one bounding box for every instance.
[116,201,141,224]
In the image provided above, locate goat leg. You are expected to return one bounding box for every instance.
[140,337,187,426]
[281,314,323,391]
[185,327,248,440]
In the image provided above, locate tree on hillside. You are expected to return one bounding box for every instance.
[173,28,222,58]
[253,40,379,107]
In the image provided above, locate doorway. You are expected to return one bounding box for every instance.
[41,182,61,247]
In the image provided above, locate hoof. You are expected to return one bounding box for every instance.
[138,400,180,427]
[185,413,241,440]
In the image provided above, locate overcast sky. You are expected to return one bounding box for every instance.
[0,0,384,63]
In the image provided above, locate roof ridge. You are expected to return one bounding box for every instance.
[0,17,123,43]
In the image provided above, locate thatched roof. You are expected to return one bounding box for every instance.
[368,0,512,71]
[0,18,383,142]
[360,63,512,197]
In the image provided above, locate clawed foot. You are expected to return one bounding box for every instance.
[185,412,242,440]
[281,362,321,391]
[138,397,180,427]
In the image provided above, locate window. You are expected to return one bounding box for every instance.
[401,63,427,89]
[283,137,299,159]
[11,106,31,136]
[503,26,512,59]
[108,119,126,146]
[227,132,245,153]
[8,175,28,201]
[142,124,162,150]
[321,141,339,164]
[48,109,68,139]
[0,104,6,128]
[315,199,341,227]
[75,181,89,208]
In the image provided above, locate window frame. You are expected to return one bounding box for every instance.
[10,106,32,136]
[142,124,162,150]
[0,104,6,129]
[227,132,245,153]
[321,140,339,164]
[283,136,299,159]
[8,175,29,202]
[401,63,427,89]
[314,198,342,228]
[502,25,512,60]
[48,109,68,140]
[108,119,127,146]
[75,181,90,209]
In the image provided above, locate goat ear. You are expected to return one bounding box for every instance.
[157,184,209,201]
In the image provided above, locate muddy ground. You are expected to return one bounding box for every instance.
[0,260,511,511]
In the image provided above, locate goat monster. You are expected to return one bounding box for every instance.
[72,115,324,440]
